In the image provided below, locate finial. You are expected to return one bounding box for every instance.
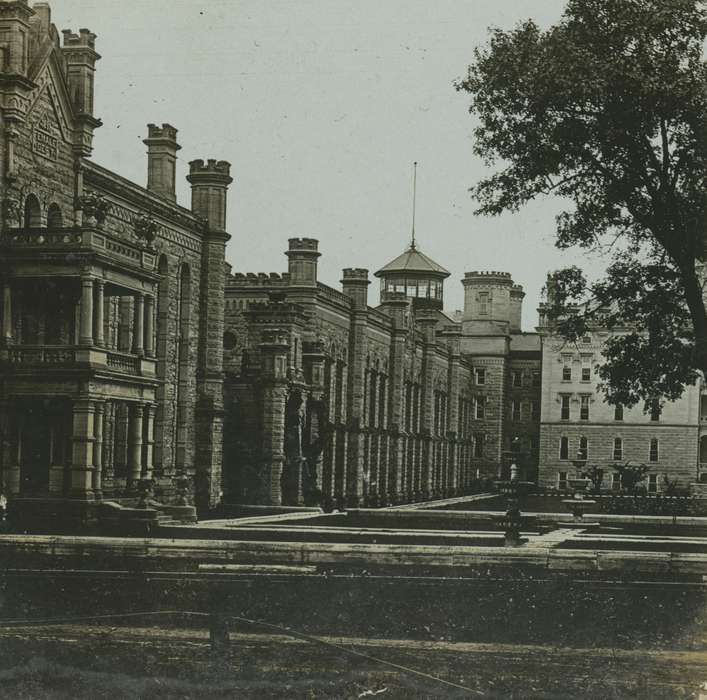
[410,161,418,250]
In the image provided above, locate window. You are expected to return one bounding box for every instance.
[613,437,623,461]
[531,400,540,421]
[474,433,484,458]
[475,396,486,419]
[558,471,568,490]
[475,368,486,385]
[650,400,661,422]
[478,292,490,315]
[532,370,541,388]
[580,395,590,421]
[560,395,570,421]
[614,404,624,421]
[530,436,539,452]
[648,473,658,493]
[581,356,591,382]
[512,400,521,422]
[578,436,588,460]
[513,370,522,388]
[649,438,659,462]
[559,436,569,460]
[562,354,572,381]
[611,473,621,491]
[582,334,591,344]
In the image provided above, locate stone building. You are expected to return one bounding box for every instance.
[536,315,703,492]
[0,1,231,525]
[222,240,541,507]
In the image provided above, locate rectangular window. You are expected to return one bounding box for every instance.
[513,370,522,388]
[475,396,486,419]
[558,471,568,490]
[650,400,661,422]
[560,395,570,421]
[532,370,541,388]
[512,400,521,421]
[559,436,569,460]
[581,356,591,382]
[613,437,623,461]
[582,334,592,344]
[580,395,590,421]
[649,438,659,462]
[474,433,484,458]
[531,400,540,421]
[530,436,539,452]
[479,292,490,315]
[562,355,572,381]
[614,404,624,421]
[611,473,621,491]
[648,473,658,493]
[475,368,486,385]
[578,436,588,460]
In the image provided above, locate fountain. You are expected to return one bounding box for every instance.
[562,461,600,529]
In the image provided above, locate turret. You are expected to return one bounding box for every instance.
[341,268,370,309]
[0,0,33,77]
[61,26,101,155]
[286,238,320,287]
[187,159,233,232]
[144,123,181,201]
[462,271,518,335]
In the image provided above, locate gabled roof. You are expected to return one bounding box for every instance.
[374,245,450,278]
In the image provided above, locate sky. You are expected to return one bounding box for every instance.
[53,0,607,330]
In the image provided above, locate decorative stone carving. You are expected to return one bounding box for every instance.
[75,193,108,226]
[3,198,20,228]
[134,214,158,248]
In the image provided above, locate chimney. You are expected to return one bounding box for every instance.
[144,124,181,201]
[187,159,233,230]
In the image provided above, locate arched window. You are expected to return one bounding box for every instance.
[47,203,63,228]
[24,194,41,228]
[154,255,170,472]
[175,263,192,472]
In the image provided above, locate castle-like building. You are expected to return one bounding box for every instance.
[0,1,704,528]
[0,1,230,524]
[223,240,541,507]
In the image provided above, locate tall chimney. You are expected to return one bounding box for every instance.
[143,123,181,200]
[187,159,233,230]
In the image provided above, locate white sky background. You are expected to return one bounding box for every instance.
[55,0,607,330]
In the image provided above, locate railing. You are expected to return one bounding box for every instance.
[7,345,76,365]
[316,282,353,307]
[2,227,155,272]
[106,351,140,374]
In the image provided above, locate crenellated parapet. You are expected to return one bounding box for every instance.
[187,159,233,233]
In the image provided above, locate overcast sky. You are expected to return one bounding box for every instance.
[55,0,605,329]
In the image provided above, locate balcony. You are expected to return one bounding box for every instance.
[3,344,155,378]
[1,226,157,274]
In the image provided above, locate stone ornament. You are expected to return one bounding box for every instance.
[75,193,108,226]
[134,214,158,248]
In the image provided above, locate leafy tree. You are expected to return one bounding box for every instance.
[456,0,707,408]
[580,465,605,493]
[612,461,650,493]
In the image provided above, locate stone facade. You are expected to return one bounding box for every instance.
[537,327,703,491]
[0,1,231,523]
[223,241,540,507]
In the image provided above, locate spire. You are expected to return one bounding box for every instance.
[410,161,418,250]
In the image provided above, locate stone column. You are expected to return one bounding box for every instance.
[418,314,438,500]
[93,402,104,499]
[143,404,155,480]
[79,276,94,346]
[129,403,144,486]
[70,399,95,497]
[144,295,155,358]
[132,293,144,356]
[94,279,105,347]
[2,281,12,345]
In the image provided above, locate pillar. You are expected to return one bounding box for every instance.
[132,293,144,356]
[70,399,95,497]
[79,276,94,346]
[2,281,12,345]
[93,402,104,499]
[144,295,155,357]
[143,404,155,480]
[94,279,105,347]
[129,403,144,485]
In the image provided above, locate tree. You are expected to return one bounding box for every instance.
[456,0,707,408]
